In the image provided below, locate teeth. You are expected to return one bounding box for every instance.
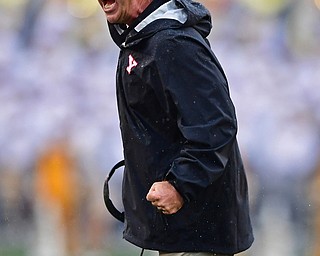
[104,0,112,6]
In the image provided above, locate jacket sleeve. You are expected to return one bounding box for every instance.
[154,32,238,202]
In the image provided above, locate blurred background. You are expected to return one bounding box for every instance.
[0,0,319,256]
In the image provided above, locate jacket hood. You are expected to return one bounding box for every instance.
[176,0,212,38]
[108,0,212,48]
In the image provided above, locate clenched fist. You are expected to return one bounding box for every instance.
[146,181,184,215]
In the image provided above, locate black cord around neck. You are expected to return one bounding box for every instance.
[140,248,145,256]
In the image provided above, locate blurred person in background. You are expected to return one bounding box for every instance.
[0,168,33,245]
[97,0,253,255]
[17,0,46,49]
[33,138,82,256]
[246,113,320,256]
[310,157,320,256]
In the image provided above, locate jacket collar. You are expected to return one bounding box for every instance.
[134,0,187,32]
[108,0,212,48]
[108,0,171,48]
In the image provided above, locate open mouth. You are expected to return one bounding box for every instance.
[100,0,116,11]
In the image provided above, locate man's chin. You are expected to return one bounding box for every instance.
[104,11,117,23]
[106,15,118,24]
[106,14,130,25]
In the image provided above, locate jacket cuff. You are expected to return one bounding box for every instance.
[165,174,191,203]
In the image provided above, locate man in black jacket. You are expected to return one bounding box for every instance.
[97,0,254,255]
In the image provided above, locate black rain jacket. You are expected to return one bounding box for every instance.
[108,0,254,254]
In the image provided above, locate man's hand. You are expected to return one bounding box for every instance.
[146,181,184,215]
